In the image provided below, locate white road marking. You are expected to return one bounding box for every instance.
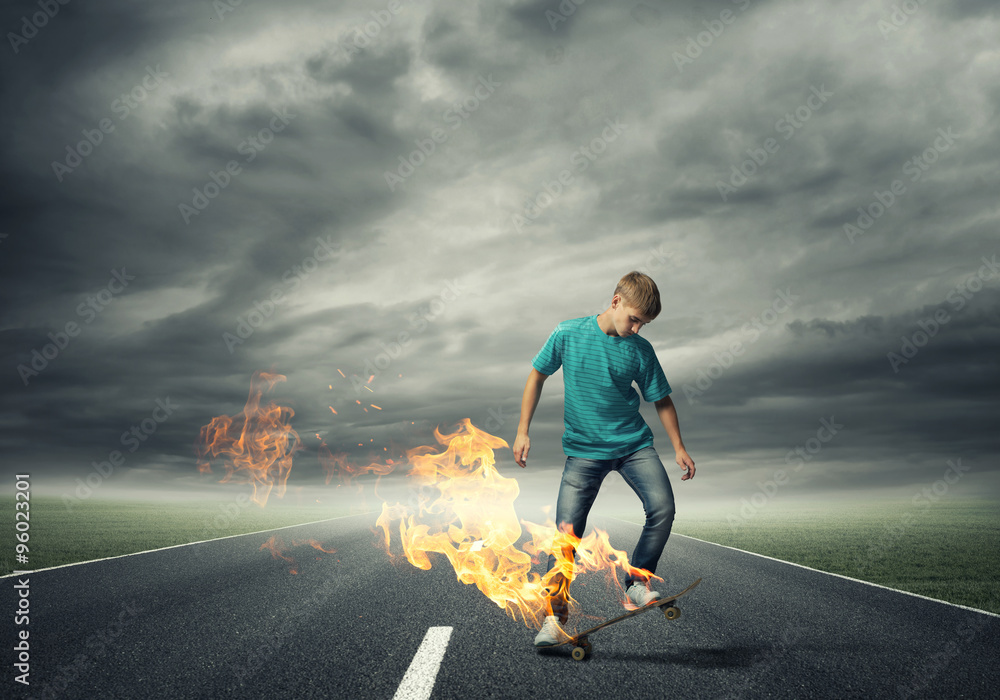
[608,517,1000,619]
[0,510,378,578]
[393,626,453,700]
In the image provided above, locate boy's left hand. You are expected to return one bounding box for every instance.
[675,449,695,480]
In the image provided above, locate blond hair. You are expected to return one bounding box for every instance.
[613,271,661,319]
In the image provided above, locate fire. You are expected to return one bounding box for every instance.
[317,443,397,486]
[260,535,337,575]
[194,370,302,507]
[376,418,660,630]
[195,372,657,622]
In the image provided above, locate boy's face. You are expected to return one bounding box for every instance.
[610,295,652,337]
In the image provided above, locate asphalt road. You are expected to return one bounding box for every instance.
[3,512,998,699]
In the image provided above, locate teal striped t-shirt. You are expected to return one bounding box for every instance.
[532,315,672,459]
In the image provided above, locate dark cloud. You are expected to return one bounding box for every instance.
[1,0,998,508]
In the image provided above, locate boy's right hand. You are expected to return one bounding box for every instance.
[513,432,530,468]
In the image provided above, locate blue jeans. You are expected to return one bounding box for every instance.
[544,445,676,622]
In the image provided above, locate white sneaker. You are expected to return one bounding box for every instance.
[533,615,567,647]
[626,582,662,607]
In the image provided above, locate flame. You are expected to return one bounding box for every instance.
[194,370,303,507]
[260,535,337,575]
[375,418,659,630]
[318,442,397,486]
[194,374,656,624]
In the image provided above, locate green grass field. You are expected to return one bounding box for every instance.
[615,498,1000,614]
[4,495,998,615]
[1,494,373,576]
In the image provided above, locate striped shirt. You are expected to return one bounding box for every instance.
[532,314,672,459]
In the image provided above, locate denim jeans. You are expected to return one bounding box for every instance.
[544,445,676,622]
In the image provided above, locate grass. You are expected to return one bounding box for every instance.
[614,498,1000,614]
[1,494,373,576]
[5,495,998,616]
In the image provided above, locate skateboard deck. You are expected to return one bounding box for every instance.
[545,577,702,660]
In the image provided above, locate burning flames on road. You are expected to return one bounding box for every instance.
[196,374,659,629]
[195,370,302,507]
[375,418,661,629]
[260,536,337,575]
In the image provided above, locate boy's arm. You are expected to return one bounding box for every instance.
[513,368,548,468]
[654,395,696,480]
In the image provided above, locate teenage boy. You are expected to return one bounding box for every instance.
[512,271,695,647]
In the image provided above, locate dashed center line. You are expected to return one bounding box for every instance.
[393,626,453,700]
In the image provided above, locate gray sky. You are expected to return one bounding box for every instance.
[2,0,998,509]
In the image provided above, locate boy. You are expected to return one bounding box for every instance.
[512,271,695,647]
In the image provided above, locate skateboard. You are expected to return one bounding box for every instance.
[546,577,702,660]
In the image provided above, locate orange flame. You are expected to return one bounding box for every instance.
[195,375,655,625]
[260,535,337,574]
[318,443,396,486]
[375,418,659,630]
[194,370,303,507]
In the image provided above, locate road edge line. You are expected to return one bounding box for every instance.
[605,516,1000,619]
[0,510,378,579]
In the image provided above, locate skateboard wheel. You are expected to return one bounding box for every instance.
[664,606,681,620]
[572,646,586,661]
